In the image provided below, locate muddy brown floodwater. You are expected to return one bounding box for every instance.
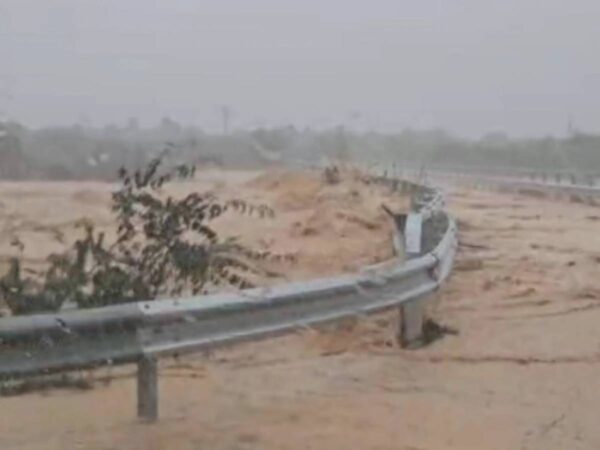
[2,176,600,450]
[0,168,408,297]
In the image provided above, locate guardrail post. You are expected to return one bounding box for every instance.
[137,355,158,422]
[398,300,424,348]
[405,212,423,258]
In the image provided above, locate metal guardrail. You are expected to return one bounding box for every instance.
[393,164,600,188]
[0,176,458,421]
[395,166,600,203]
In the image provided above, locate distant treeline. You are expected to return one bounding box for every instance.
[0,119,599,180]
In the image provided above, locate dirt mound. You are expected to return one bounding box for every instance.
[235,169,409,278]
[247,168,407,215]
[246,169,324,210]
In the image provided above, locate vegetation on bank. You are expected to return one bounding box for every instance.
[0,153,274,315]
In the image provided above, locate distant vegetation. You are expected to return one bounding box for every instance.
[1,119,600,180]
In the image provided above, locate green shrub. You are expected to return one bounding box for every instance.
[0,152,274,315]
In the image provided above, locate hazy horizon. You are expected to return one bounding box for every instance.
[2,0,600,138]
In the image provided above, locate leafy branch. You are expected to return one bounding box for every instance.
[1,153,275,315]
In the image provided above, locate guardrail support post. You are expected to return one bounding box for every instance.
[405,212,423,258]
[137,355,158,422]
[398,300,424,348]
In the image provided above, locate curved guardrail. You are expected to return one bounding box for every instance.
[0,174,457,420]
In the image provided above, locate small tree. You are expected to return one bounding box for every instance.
[1,152,274,315]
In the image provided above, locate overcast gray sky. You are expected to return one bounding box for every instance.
[1,0,599,136]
